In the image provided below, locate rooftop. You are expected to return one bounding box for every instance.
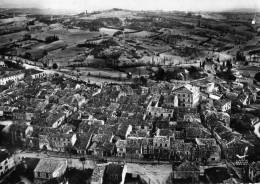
[34,158,67,174]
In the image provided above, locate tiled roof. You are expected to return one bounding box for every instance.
[75,133,92,150]
[175,161,199,171]
[91,165,106,182]
[34,158,67,173]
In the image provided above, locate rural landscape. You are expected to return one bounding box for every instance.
[0,1,260,184]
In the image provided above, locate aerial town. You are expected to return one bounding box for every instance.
[0,1,260,184]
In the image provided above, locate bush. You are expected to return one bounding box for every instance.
[52,63,58,69]
[45,35,59,44]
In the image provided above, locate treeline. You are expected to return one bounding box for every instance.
[75,17,122,31]
[45,35,59,43]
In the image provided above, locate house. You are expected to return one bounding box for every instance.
[47,112,66,128]
[0,149,16,177]
[141,138,154,159]
[171,140,195,161]
[153,136,171,150]
[39,131,77,152]
[116,140,127,157]
[214,99,231,112]
[171,84,200,108]
[90,132,115,157]
[74,133,93,155]
[163,94,179,108]
[183,113,201,124]
[213,123,242,147]
[249,161,260,183]
[195,138,221,164]
[147,106,174,118]
[103,164,127,184]
[0,106,18,119]
[116,124,132,139]
[9,123,33,146]
[153,135,171,160]
[34,159,67,183]
[0,72,24,85]
[13,109,35,121]
[225,139,250,161]
[91,165,106,184]
[126,137,142,159]
[185,127,211,140]
[172,161,199,183]
[192,81,216,93]
[91,141,115,157]
[26,69,47,79]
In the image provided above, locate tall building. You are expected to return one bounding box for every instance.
[171,84,200,108]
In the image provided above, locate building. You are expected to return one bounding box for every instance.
[103,164,127,184]
[171,84,200,108]
[214,99,231,112]
[9,123,33,146]
[47,112,67,128]
[0,149,16,177]
[91,165,106,184]
[126,137,142,159]
[116,124,132,139]
[39,132,77,152]
[172,161,200,183]
[74,133,93,155]
[34,159,67,183]
[141,138,154,159]
[0,106,18,119]
[29,70,48,79]
[0,72,24,85]
[153,135,172,160]
[195,138,221,163]
[116,140,127,157]
[249,161,260,183]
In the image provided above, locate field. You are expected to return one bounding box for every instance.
[0,8,259,79]
[64,66,127,79]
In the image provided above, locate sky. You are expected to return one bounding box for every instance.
[1,0,259,12]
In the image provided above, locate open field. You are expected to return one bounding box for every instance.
[0,8,259,79]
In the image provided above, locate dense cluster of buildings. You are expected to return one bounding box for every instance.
[0,54,260,184]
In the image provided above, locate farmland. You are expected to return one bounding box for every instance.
[0,8,259,81]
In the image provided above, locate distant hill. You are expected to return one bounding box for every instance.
[222,8,258,13]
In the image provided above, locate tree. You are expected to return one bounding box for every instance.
[45,35,59,43]
[24,52,32,60]
[226,60,232,71]
[154,67,165,80]
[52,63,58,69]
[236,51,245,61]
[254,72,260,83]
[23,33,31,40]
[79,157,86,170]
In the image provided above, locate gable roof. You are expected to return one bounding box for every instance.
[34,159,67,174]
